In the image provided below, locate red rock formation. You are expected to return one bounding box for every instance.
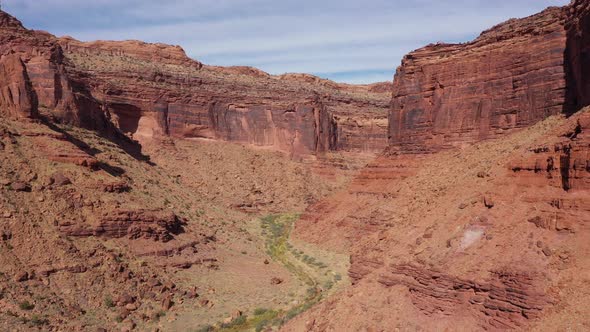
[389,7,568,153]
[0,11,109,132]
[22,131,98,168]
[55,35,389,155]
[0,54,37,118]
[378,264,550,329]
[291,2,590,324]
[0,9,390,156]
[60,209,182,242]
[209,102,337,157]
[566,0,590,110]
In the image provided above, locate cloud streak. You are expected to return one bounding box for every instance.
[4,0,570,83]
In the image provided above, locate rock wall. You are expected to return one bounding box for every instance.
[389,7,568,153]
[566,0,590,110]
[0,54,37,118]
[55,33,389,156]
[209,102,337,156]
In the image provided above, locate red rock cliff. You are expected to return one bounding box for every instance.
[566,0,590,110]
[389,7,568,153]
[0,54,37,118]
[0,11,109,131]
[55,37,389,156]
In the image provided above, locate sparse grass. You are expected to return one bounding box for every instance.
[221,315,247,328]
[154,310,166,321]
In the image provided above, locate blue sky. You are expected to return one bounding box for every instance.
[3,0,569,84]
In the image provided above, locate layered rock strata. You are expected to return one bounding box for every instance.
[60,209,183,242]
[58,37,389,156]
[389,7,568,153]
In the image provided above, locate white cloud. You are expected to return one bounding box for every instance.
[3,0,571,83]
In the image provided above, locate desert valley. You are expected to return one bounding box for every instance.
[0,1,590,331]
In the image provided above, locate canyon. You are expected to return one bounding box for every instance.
[1,0,590,331]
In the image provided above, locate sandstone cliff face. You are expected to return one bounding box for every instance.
[209,102,337,156]
[389,7,568,153]
[56,36,389,156]
[0,11,387,157]
[0,11,109,132]
[566,0,590,110]
[0,54,37,118]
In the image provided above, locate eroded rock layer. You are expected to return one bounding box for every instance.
[60,209,183,242]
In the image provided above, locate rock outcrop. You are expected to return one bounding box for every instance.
[0,54,37,119]
[0,11,110,132]
[389,7,568,153]
[60,209,183,242]
[55,35,389,156]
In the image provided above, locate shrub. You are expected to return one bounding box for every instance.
[195,325,214,332]
[253,308,268,315]
[221,315,247,328]
[104,296,115,308]
[255,319,270,332]
[19,301,34,310]
[31,315,49,326]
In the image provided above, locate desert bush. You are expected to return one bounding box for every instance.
[104,296,115,308]
[19,301,34,310]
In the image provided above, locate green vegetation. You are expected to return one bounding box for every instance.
[30,315,49,326]
[104,296,115,308]
[253,308,268,315]
[218,309,278,332]
[18,301,34,311]
[194,325,214,332]
[220,315,247,329]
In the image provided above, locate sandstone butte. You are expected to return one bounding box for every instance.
[0,0,589,331]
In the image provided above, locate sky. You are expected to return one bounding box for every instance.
[2,0,570,84]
